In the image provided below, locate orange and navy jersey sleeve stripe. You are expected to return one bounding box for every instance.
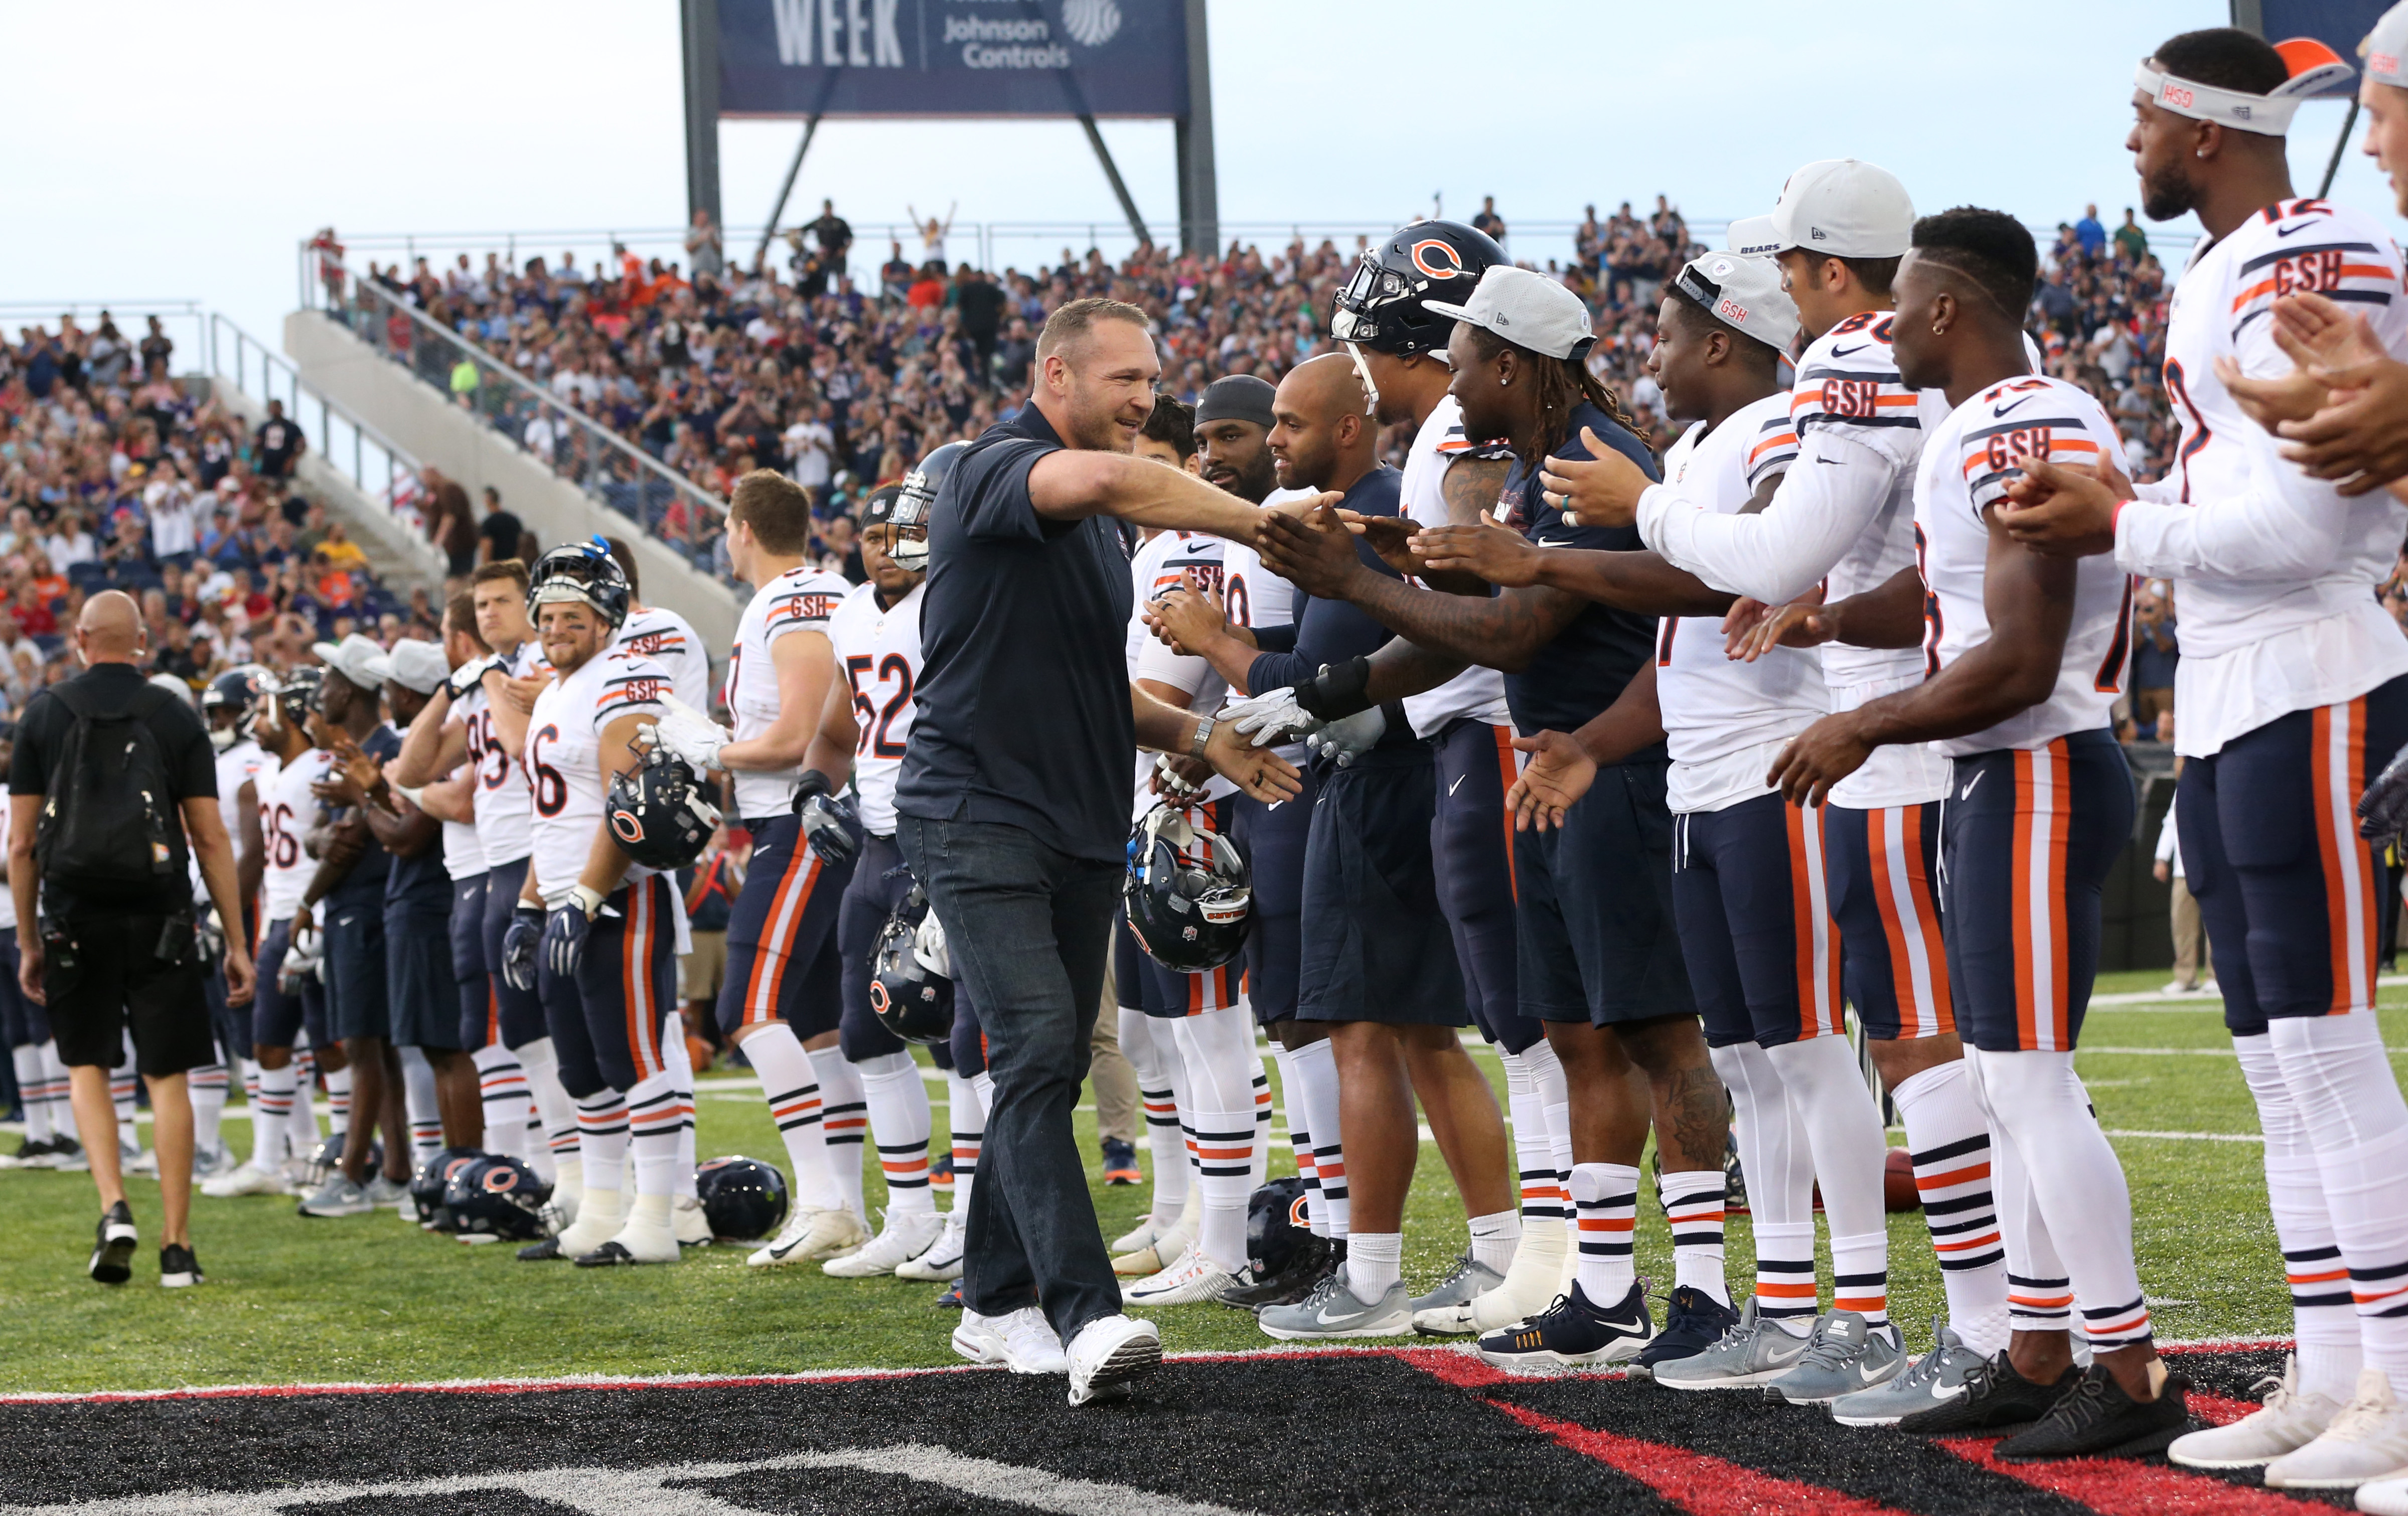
[765,588,845,637]
[1744,413,1801,490]
[594,667,671,727]
[1957,382,2108,519]
[2230,202,2397,340]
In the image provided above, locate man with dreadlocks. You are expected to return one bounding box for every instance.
[1254,265,1724,1370]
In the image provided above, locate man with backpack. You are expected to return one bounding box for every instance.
[7,592,255,1286]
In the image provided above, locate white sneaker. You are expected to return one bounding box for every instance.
[363,1174,410,1210]
[202,1161,286,1199]
[1122,1244,1246,1306]
[577,1211,682,1266]
[124,1143,157,1177]
[2159,979,2198,996]
[825,1209,945,1278]
[2360,1473,2408,1515]
[1434,1219,1566,1334]
[550,1188,628,1260]
[672,1195,713,1247]
[2267,1369,2408,1490]
[745,1205,869,1268]
[1111,1216,1165,1254]
[953,1306,1071,1374]
[1065,1314,1161,1406]
[190,1144,234,1181]
[2169,1354,2342,1469]
[894,1215,967,1281]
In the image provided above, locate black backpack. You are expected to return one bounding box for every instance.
[35,681,183,903]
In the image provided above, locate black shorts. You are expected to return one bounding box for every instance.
[251,917,329,1052]
[1430,719,1544,1054]
[1226,770,1315,1026]
[1297,747,1469,1027]
[1515,757,1695,1026]
[43,912,215,1077]
[322,895,390,1043]
[450,873,492,1049]
[1671,793,1843,1051]
[715,814,852,1041]
[480,856,549,1050]
[387,905,465,1050]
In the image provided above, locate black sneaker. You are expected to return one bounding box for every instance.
[1101,1137,1141,1186]
[4,1135,53,1167]
[159,1243,204,1289]
[1636,1285,1742,1372]
[1475,1280,1655,1372]
[1222,1232,1334,1311]
[1995,1366,2194,1462]
[1898,1350,2082,1434]
[89,1201,137,1285]
[934,1279,964,1309]
[516,1237,565,1262]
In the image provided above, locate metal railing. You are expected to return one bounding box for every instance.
[0,300,211,386]
[317,269,730,576]
[203,314,438,564]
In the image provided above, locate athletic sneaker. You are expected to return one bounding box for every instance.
[1409,1254,1503,1318]
[1473,1280,1653,1373]
[1831,1316,1987,1427]
[124,1142,156,1177]
[671,1195,713,1247]
[576,1215,681,1267]
[2264,1368,2408,1490]
[1101,1138,1141,1186]
[1634,1285,1741,1373]
[1896,1351,2082,1435]
[362,1174,410,1210]
[202,1160,286,1199]
[1652,1297,1815,1391]
[89,1201,137,1284]
[894,1215,967,1281]
[1763,1311,1904,1405]
[1111,1227,1192,1278]
[953,1306,1071,1374]
[934,1279,964,1309]
[1111,1215,1165,1255]
[1065,1314,1161,1406]
[1123,1245,1247,1306]
[824,1209,945,1278]
[746,1206,869,1268]
[2167,1353,2340,1469]
[1225,1232,1335,1312]
[190,1144,233,1181]
[2,1135,56,1168]
[50,1135,88,1172]
[928,1152,954,1191]
[159,1243,204,1289]
[296,1173,375,1218]
[1995,1365,2192,1463]
[1259,1270,1414,1341]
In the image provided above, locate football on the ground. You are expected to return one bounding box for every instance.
[1884,1147,1919,1212]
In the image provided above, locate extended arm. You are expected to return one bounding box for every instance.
[1638,428,1900,603]
[393,691,470,787]
[1030,449,1328,539]
[1131,683,1301,803]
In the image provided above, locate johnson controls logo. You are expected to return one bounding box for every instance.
[1062,0,1121,46]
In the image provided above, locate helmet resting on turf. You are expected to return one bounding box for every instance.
[445,1154,555,1241]
[1123,805,1251,974]
[695,1154,790,1242]
[409,1146,490,1230]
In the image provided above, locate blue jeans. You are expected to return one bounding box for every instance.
[898,815,1120,1343]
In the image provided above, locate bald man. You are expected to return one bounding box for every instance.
[1153,356,1514,1337]
[10,591,255,1289]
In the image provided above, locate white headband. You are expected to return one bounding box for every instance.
[2135,52,2357,135]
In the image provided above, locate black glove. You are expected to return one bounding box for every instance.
[2360,741,2408,843]
[1293,656,1374,721]
[502,905,544,992]
[799,791,860,867]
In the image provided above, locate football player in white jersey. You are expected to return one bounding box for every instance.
[191,668,274,1177]
[394,560,579,1200]
[504,543,689,1267]
[203,670,331,1198]
[1540,163,2012,1407]
[602,536,713,713]
[647,472,871,1271]
[1765,210,2179,1461]
[2000,26,2408,1487]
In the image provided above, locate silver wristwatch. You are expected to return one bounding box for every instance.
[1187,716,1215,760]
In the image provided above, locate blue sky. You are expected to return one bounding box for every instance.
[0,0,2393,354]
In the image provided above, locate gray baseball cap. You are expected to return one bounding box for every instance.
[1674,253,1802,356]
[1740,160,1917,260]
[1424,265,1595,361]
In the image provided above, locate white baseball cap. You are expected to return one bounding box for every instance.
[1673,253,1802,356]
[312,633,387,692]
[373,639,449,695]
[2365,1,2408,89]
[1745,160,1917,260]
[1424,265,1595,361]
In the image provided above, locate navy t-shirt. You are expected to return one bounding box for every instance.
[1499,401,1665,746]
[1246,466,1418,757]
[379,725,451,916]
[894,404,1137,863]
[329,725,399,908]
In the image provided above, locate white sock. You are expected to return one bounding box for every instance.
[1288,1035,1348,1239]
[398,1046,441,1167]
[253,1063,297,1168]
[2267,1012,2408,1381]
[1468,1209,1521,1275]
[1347,1230,1402,1300]
[856,1051,936,1217]
[1710,1040,1817,1325]
[2233,1034,2359,1400]
[1889,1058,2010,1356]
[112,1034,138,1152]
[1271,1043,1320,1234]
[625,1071,682,1198]
[576,1090,630,1200]
[739,1024,844,1213]
[292,1041,321,1145]
[1123,1010,1190,1231]
[189,1060,228,1155]
[1171,1007,1261,1273]
[945,1069,984,1219]
[1571,1162,1639,1305]
[14,1045,53,1144]
[323,1064,353,1141]
[1765,1035,1889,1319]
[810,1046,868,1217]
[473,1043,530,1158]
[518,1037,577,1185]
[661,1022,698,1200]
[1249,1059,1273,1192]
[1501,1046,1565,1230]
[1658,1167,1729,1305]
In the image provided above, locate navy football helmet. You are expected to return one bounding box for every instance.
[607,741,720,870]
[1330,219,1507,357]
[408,1146,490,1230]
[528,536,632,630]
[695,1155,789,1242]
[892,441,969,572]
[445,1154,554,1242]
[869,884,954,1044]
[269,665,326,727]
[1123,805,1251,974]
[303,1132,380,1189]
[202,665,270,752]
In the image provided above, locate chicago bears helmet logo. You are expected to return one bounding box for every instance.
[869,981,891,1014]
[1409,239,1466,283]
[610,808,644,844]
[483,1167,520,1193]
[1288,1192,1309,1228]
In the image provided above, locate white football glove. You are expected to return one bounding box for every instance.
[280,923,323,994]
[1220,688,1317,748]
[1304,706,1387,768]
[444,650,507,701]
[913,908,953,980]
[648,694,729,771]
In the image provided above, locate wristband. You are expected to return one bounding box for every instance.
[1188,717,1215,760]
[793,769,833,805]
[570,884,607,919]
[1295,656,1374,720]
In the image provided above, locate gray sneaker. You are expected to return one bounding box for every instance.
[296,1173,375,1218]
[1831,1315,1986,1426]
[1409,1254,1504,1316]
[1763,1310,1905,1405]
[362,1174,411,1210]
[1652,1296,1817,1391]
[1259,1269,1413,1340]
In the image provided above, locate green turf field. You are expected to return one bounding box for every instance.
[3,969,2401,1395]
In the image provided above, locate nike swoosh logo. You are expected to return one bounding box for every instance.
[1449,776,1465,796]
[1816,457,1843,466]
[1961,771,1985,801]
[1316,1306,1356,1325]
[1860,1361,1889,1383]
[1991,396,2034,418]
[1537,538,1576,548]
[2275,220,2317,238]
[1831,343,1868,358]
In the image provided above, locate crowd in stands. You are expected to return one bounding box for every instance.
[0,319,432,718]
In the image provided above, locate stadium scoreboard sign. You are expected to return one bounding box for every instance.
[717,0,1190,118]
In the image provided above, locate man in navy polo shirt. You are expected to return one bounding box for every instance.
[895,295,1307,1407]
